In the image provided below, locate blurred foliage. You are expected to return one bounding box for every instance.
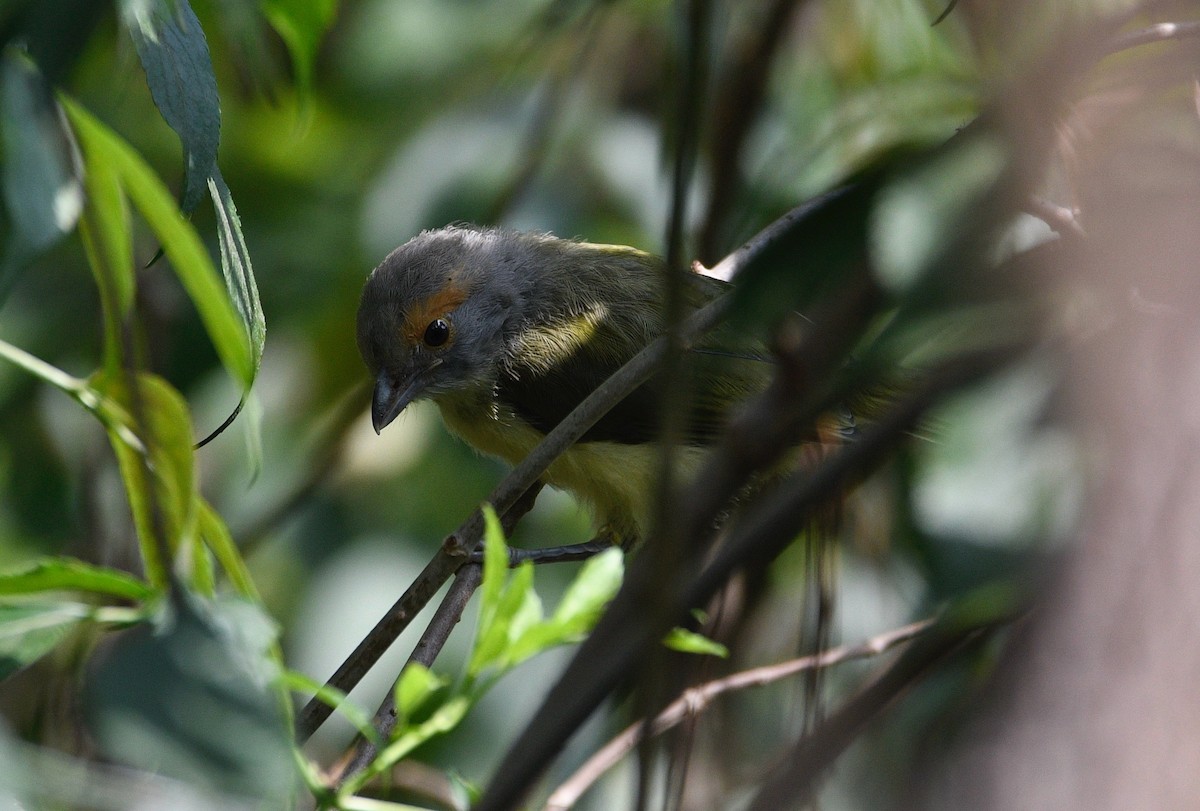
[0,0,1191,808]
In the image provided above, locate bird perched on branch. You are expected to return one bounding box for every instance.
[356,224,838,548]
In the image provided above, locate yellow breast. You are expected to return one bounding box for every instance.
[435,390,705,544]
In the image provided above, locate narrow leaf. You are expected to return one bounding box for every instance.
[119,0,220,212]
[62,97,255,388]
[197,499,259,599]
[208,170,265,369]
[94,372,198,590]
[0,558,154,602]
[662,628,729,658]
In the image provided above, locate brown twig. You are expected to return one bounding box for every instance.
[1107,20,1200,55]
[544,618,936,810]
[1024,196,1085,240]
[743,616,1003,811]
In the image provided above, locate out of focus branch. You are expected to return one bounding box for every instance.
[544,618,935,811]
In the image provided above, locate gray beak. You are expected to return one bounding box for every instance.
[371,370,425,434]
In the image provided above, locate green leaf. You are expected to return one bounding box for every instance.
[662,628,729,658]
[209,170,265,372]
[0,603,85,680]
[62,96,255,389]
[282,669,380,747]
[501,548,623,667]
[0,49,83,303]
[477,503,506,625]
[0,558,154,602]
[394,662,445,723]
[85,593,294,801]
[76,112,134,370]
[262,0,337,100]
[118,0,220,213]
[94,372,198,590]
[549,547,623,629]
[469,562,540,677]
[352,696,470,794]
[197,499,259,599]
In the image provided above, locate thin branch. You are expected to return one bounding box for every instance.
[1107,20,1200,55]
[744,614,1013,811]
[544,618,935,810]
[1024,196,1085,240]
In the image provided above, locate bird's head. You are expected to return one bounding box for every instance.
[356,226,524,433]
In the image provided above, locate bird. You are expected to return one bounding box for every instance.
[356,224,830,549]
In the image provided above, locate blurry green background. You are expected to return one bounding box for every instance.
[0,0,1093,806]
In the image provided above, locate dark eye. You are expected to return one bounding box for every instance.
[423,318,450,347]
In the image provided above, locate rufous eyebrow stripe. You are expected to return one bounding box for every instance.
[401,283,469,345]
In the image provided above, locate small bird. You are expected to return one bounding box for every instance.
[356,224,792,548]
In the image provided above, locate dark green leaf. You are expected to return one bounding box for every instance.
[0,557,154,601]
[208,170,265,371]
[0,50,83,303]
[119,0,220,213]
[728,178,882,332]
[86,593,294,801]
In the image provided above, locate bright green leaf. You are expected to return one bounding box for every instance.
[197,499,259,599]
[62,97,255,389]
[94,372,198,590]
[469,562,540,678]
[550,547,623,628]
[0,557,154,602]
[663,628,729,658]
[353,696,470,793]
[119,0,220,212]
[477,503,506,625]
[394,662,445,723]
